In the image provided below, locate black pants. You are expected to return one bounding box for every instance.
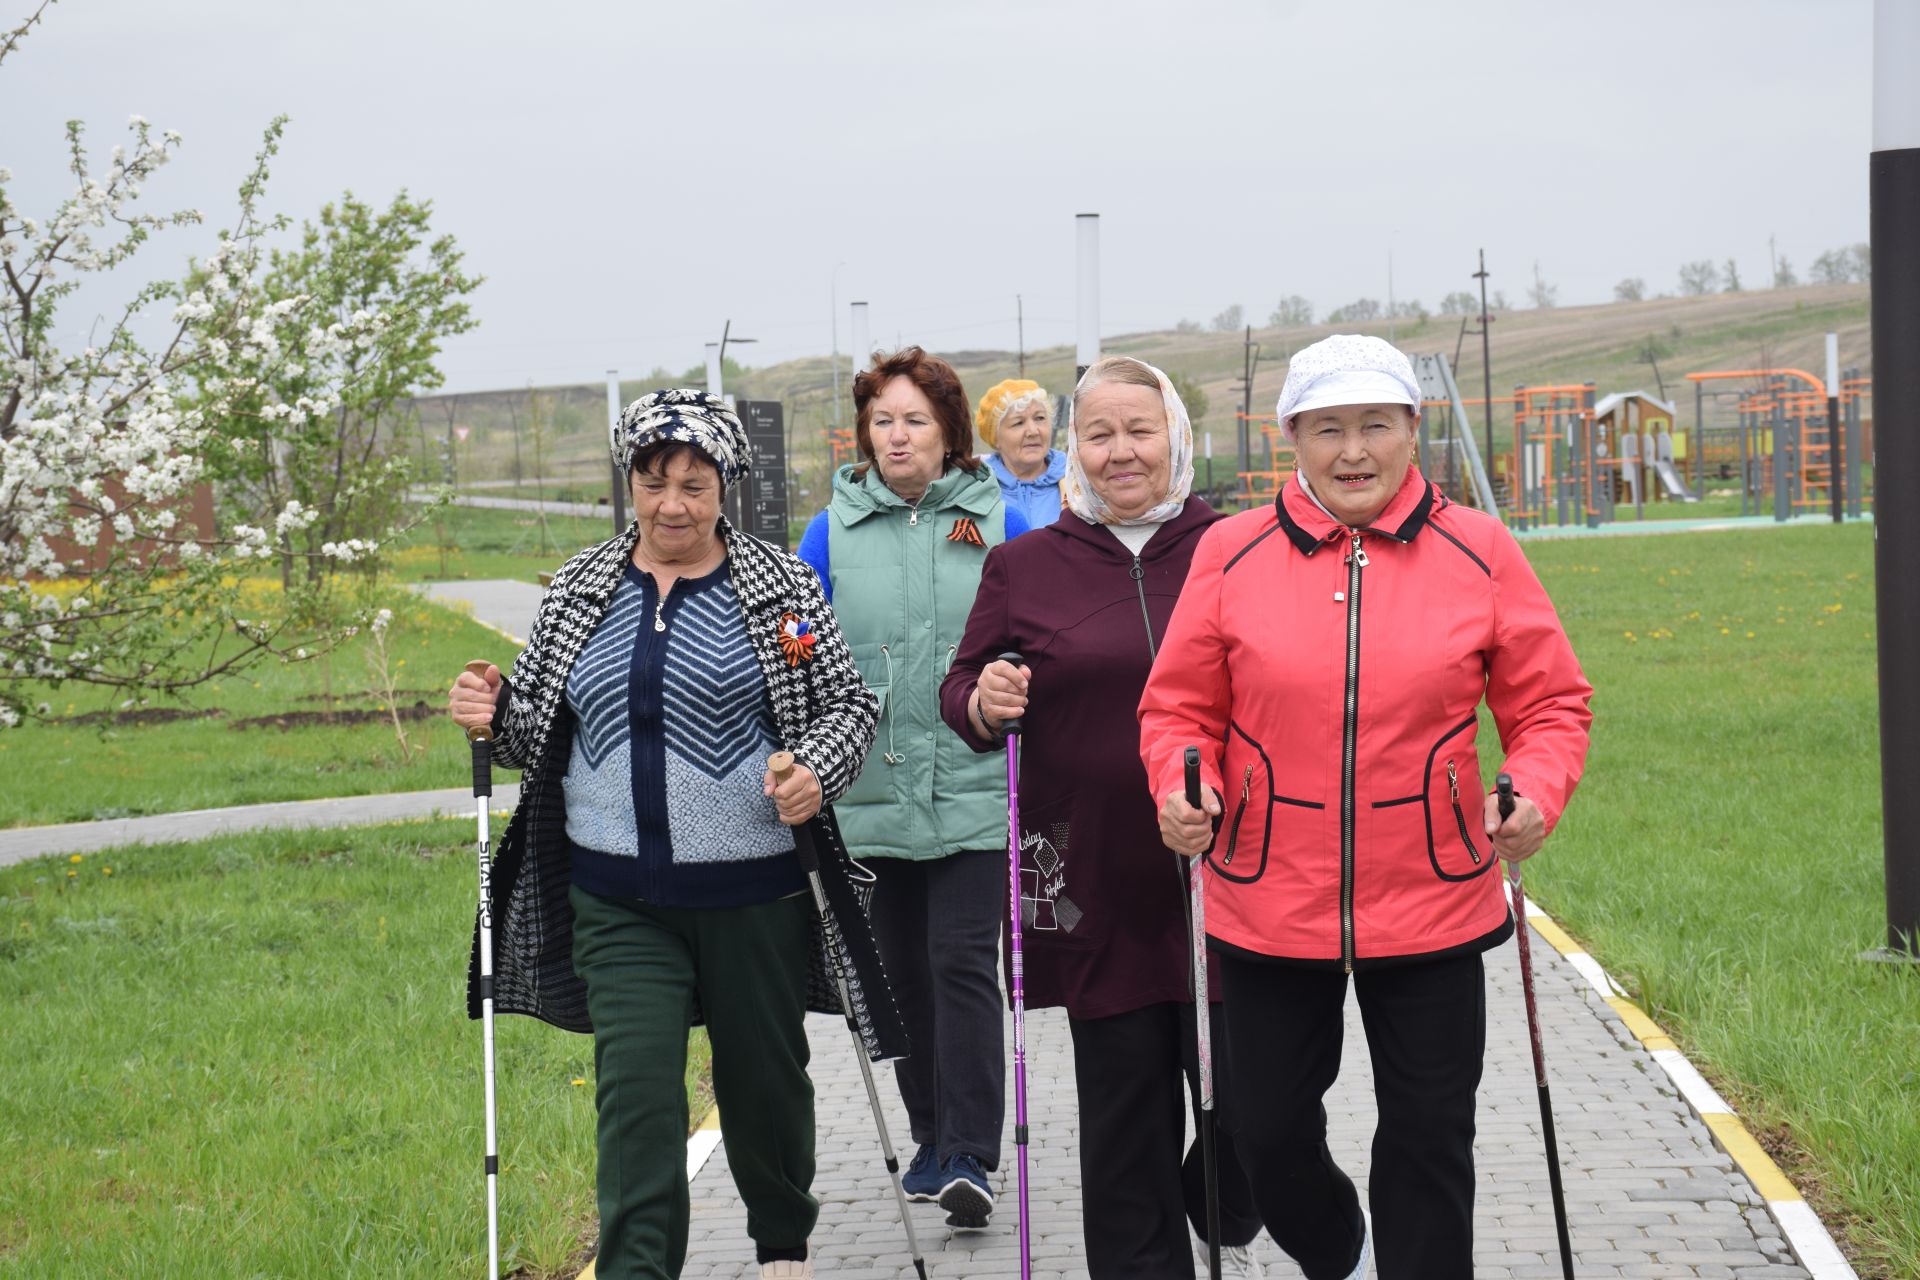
[866,849,1006,1167]
[1069,1000,1263,1279]
[1216,950,1486,1280]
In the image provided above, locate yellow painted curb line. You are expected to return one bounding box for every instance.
[1515,892,1857,1278]
[1704,1114,1800,1203]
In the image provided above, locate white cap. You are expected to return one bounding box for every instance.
[1275,334,1422,440]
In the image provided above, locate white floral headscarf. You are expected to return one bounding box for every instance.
[1062,356,1195,526]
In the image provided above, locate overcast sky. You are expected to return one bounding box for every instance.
[2,0,1873,392]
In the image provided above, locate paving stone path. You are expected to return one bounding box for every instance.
[680,925,1813,1278]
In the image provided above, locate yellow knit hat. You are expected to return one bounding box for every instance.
[974,379,1050,448]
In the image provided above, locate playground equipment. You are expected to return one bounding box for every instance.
[1410,353,1501,517]
[828,424,860,468]
[1505,383,1610,530]
[1217,354,1873,529]
[1684,368,1875,519]
[1233,352,1504,520]
[1596,392,1697,516]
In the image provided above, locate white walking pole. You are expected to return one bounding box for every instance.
[463,660,502,1280]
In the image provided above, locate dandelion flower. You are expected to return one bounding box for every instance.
[571,1078,587,1088]
[102,867,112,876]
[67,869,77,879]
[69,854,83,864]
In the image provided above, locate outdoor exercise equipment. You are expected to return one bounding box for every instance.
[996,650,1035,1280]
[1185,747,1222,1280]
[461,660,502,1280]
[1500,772,1576,1280]
[766,751,929,1279]
[1684,368,1876,520]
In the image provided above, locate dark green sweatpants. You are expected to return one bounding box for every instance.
[570,885,818,1280]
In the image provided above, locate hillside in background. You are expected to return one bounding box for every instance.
[410,283,1870,510]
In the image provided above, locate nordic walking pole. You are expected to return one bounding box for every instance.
[462,661,502,1280]
[1185,747,1223,1280]
[767,752,928,1280]
[1500,773,1576,1280]
[997,651,1034,1280]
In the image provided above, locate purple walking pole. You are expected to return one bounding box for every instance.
[998,651,1033,1280]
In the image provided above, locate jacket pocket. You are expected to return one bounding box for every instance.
[1421,716,1496,882]
[1210,721,1281,884]
[840,642,898,808]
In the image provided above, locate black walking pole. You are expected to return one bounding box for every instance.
[1500,773,1576,1280]
[768,752,928,1279]
[1185,747,1223,1280]
[462,661,502,1280]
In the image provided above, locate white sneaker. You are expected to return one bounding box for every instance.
[1342,1210,1371,1280]
[1221,1242,1263,1278]
[1192,1238,1264,1278]
[758,1247,813,1278]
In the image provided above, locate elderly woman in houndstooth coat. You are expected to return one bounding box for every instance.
[448,389,902,1280]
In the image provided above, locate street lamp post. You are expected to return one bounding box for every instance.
[1870,0,1920,960]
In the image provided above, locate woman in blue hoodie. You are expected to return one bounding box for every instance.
[977,377,1066,530]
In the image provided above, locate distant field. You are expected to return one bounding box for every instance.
[411,284,1872,524]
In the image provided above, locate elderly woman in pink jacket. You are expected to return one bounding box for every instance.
[1140,335,1593,1280]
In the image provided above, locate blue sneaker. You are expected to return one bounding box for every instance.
[900,1144,940,1202]
[937,1153,995,1229]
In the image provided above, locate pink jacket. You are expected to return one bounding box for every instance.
[1138,470,1592,969]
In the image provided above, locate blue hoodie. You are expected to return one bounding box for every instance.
[985,449,1067,533]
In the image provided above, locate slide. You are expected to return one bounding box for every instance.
[1653,459,1699,502]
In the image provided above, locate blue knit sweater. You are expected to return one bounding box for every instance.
[562,562,802,907]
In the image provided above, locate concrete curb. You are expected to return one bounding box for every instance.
[1518,888,1861,1280]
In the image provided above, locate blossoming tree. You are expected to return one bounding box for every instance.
[0,3,467,727]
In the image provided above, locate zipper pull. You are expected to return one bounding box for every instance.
[1241,763,1253,803]
[1130,555,1144,581]
[1447,759,1458,803]
[1351,533,1370,568]
[654,598,666,632]
[908,509,920,526]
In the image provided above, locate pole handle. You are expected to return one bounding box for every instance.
[1184,746,1203,810]
[768,752,822,874]
[1496,772,1515,822]
[997,651,1026,736]
[462,660,496,745]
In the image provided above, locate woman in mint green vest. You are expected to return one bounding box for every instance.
[797,346,1028,1231]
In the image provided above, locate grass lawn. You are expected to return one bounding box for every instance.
[0,818,713,1278]
[1517,523,1917,1278]
[389,502,613,585]
[0,594,522,828]
[3,503,625,828]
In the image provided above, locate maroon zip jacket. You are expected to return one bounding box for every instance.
[940,497,1221,1020]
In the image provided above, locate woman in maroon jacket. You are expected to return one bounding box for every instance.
[941,356,1261,1279]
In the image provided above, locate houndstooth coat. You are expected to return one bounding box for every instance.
[465,518,908,1061]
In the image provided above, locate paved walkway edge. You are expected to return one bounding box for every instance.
[0,786,523,866]
[576,1107,722,1280]
[1517,888,1861,1280]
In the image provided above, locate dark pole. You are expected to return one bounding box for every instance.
[607,371,628,534]
[1871,0,1920,959]
[1828,332,1845,523]
[1018,295,1026,378]
[1474,250,1496,484]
